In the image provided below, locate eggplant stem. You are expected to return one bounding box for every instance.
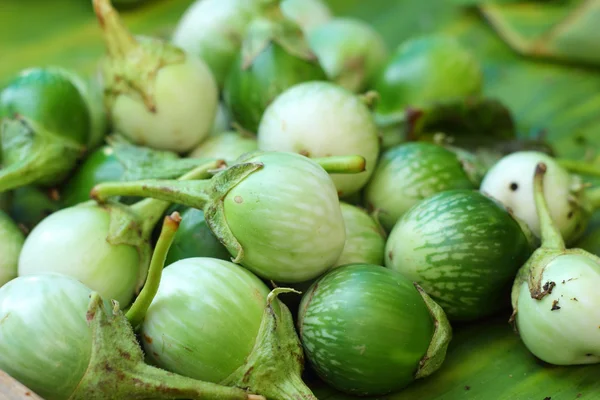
[74,293,265,400]
[558,158,600,177]
[313,155,367,174]
[128,160,225,237]
[92,179,212,209]
[93,0,137,59]
[126,212,181,329]
[533,163,566,250]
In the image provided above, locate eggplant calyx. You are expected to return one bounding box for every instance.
[69,293,263,400]
[413,284,452,380]
[93,0,186,113]
[204,161,265,263]
[221,288,317,399]
[0,116,84,193]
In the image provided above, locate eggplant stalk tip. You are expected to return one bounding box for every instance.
[533,162,566,251]
[313,155,367,174]
[126,212,181,329]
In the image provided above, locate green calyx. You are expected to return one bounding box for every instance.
[221,288,316,399]
[110,136,225,181]
[91,160,262,260]
[93,0,186,113]
[69,293,263,400]
[0,116,84,192]
[413,284,452,380]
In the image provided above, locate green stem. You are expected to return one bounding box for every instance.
[313,155,366,174]
[128,160,224,236]
[533,163,566,251]
[93,0,137,59]
[558,159,600,177]
[92,179,212,209]
[126,212,181,329]
[124,363,264,400]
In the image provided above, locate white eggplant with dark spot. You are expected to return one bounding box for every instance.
[481,151,592,245]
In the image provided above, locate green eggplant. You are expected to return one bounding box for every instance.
[385,189,535,321]
[0,67,99,192]
[365,142,484,232]
[298,264,451,396]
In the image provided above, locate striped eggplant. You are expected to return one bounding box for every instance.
[141,257,317,399]
[511,163,600,365]
[60,138,216,207]
[90,152,366,283]
[298,263,451,396]
[365,142,483,232]
[385,189,535,321]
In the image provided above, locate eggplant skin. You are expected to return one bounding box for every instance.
[385,189,533,321]
[298,264,435,396]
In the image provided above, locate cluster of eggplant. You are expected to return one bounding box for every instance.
[2,0,600,399]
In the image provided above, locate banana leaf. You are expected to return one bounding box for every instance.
[467,0,600,67]
[3,0,600,399]
[311,314,600,400]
